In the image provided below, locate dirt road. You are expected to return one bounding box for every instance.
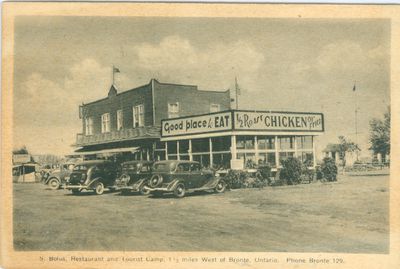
[13,175,389,252]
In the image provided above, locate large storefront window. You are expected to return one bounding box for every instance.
[167,141,177,155]
[211,136,231,152]
[258,152,276,166]
[279,152,295,162]
[193,154,210,168]
[297,136,313,149]
[258,136,275,150]
[279,136,294,150]
[192,138,209,153]
[236,136,255,150]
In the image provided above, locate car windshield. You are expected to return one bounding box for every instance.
[122,163,139,171]
[73,165,88,171]
[154,162,176,172]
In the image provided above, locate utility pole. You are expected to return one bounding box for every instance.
[235,77,240,110]
[353,81,359,161]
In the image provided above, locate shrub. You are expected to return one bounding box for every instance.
[223,169,269,189]
[280,157,303,185]
[321,157,338,181]
[257,164,272,185]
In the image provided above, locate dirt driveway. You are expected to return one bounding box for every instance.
[13,175,389,253]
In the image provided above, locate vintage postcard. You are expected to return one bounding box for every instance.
[1,2,399,269]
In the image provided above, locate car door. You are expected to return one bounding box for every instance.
[176,163,192,188]
[189,163,203,188]
[103,163,117,186]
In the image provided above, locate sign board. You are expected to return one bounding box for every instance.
[12,154,31,164]
[230,159,244,170]
[234,111,324,132]
[162,111,232,137]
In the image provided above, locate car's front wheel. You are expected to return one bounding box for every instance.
[139,183,150,195]
[94,182,105,195]
[214,180,226,193]
[174,183,186,198]
[48,178,60,190]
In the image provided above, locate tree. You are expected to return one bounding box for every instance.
[369,107,390,157]
[12,145,29,155]
[337,136,360,166]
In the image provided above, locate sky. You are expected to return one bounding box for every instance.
[13,16,390,157]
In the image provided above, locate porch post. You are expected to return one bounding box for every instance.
[165,141,169,160]
[294,136,298,158]
[231,135,237,160]
[209,138,213,168]
[312,136,317,168]
[254,135,259,162]
[189,139,193,161]
[275,135,279,167]
[177,141,180,160]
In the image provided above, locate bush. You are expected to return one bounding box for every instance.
[280,157,303,185]
[223,169,268,189]
[321,157,338,181]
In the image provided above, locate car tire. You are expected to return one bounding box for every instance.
[214,180,226,193]
[173,183,186,198]
[94,182,105,195]
[139,184,150,195]
[71,189,81,195]
[48,178,60,190]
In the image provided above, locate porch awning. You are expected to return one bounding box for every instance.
[73,146,139,156]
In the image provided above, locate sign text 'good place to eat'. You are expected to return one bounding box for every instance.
[162,112,232,136]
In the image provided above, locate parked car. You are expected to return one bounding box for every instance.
[145,160,226,198]
[44,162,75,190]
[113,160,153,195]
[64,160,119,195]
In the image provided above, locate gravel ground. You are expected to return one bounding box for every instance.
[13,175,389,253]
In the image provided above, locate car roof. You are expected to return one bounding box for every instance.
[75,160,113,166]
[122,160,153,165]
[154,160,200,165]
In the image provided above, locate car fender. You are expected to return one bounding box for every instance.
[45,176,60,184]
[87,177,103,188]
[207,176,220,188]
[167,179,183,191]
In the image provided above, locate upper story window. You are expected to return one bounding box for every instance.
[133,104,144,128]
[168,102,179,118]
[85,117,93,135]
[117,110,123,130]
[210,103,220,113]
[101,113,110,133]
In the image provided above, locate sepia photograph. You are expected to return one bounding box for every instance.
[1,2,399,269]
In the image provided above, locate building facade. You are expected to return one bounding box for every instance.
[160,110,324,169]
[74,79,231,161]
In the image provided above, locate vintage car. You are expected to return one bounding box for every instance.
[145,160,226,198]
[113,160,153,195]
[44,162,75,190]
[64,160,119,195]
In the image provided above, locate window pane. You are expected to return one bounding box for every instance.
[192,138,209,153]
[237,136,254,150]
[279,152,294,162]
[297,136,313,149]
[179,140,189,154]
[258,153,276,166]
[211,136,231,152]
[167,141,177,154]
[279,136,294,150]
[258,136,275,150]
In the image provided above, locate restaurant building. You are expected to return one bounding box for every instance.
[161,110,324,169]
[73,79,324,168]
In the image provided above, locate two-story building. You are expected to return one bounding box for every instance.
[73,79,325,169]
[73,79,231,161]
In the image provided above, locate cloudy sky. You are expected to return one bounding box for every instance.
[13,16,390,156]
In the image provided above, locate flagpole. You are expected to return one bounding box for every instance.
[354,81,359,161]
[112,65,115,85]
[235,77,239,110]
